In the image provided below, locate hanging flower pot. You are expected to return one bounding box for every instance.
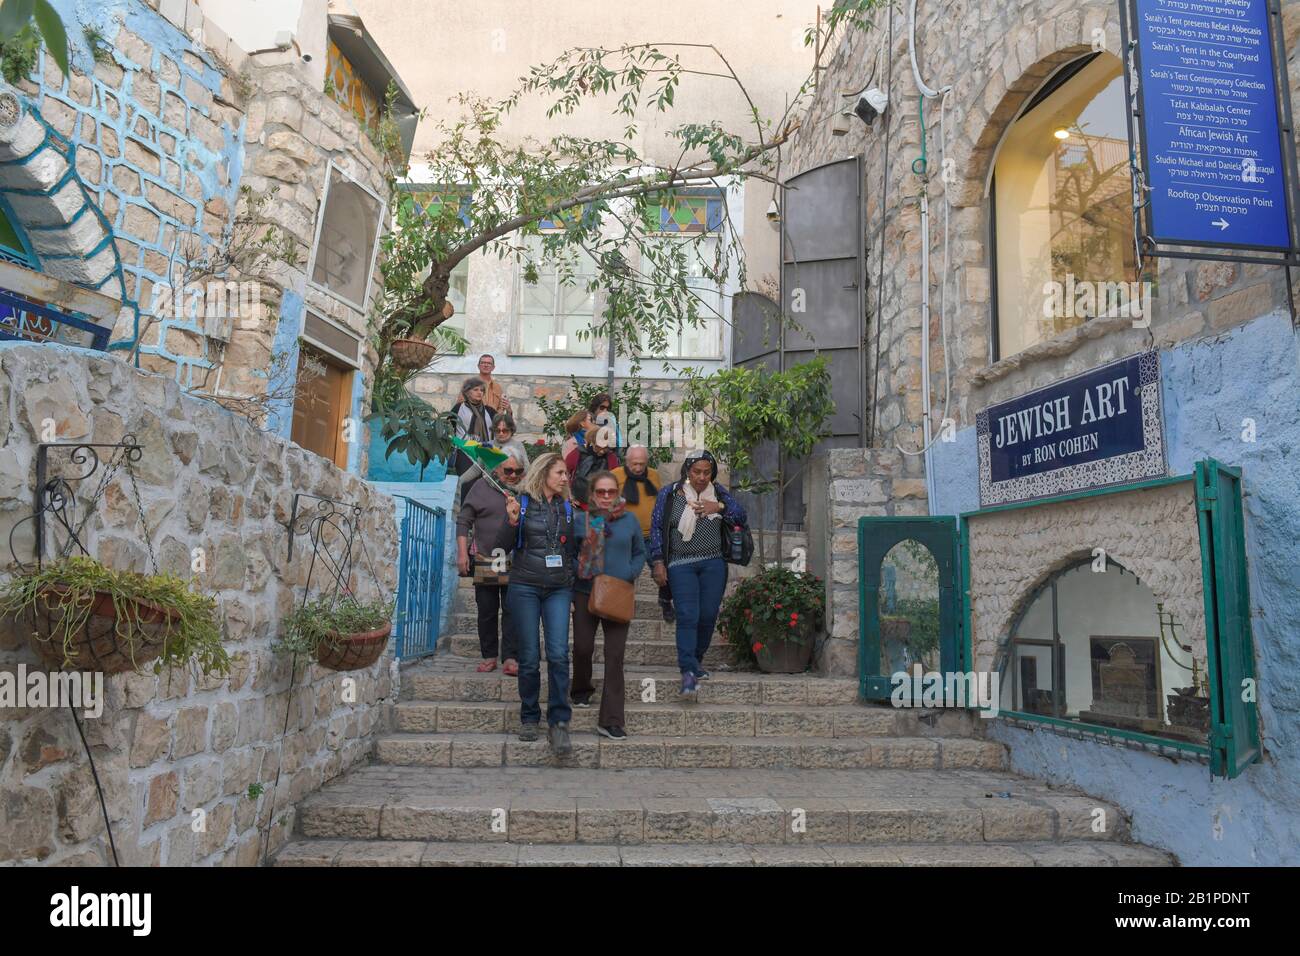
[389,337,437,370]
[0,557,228,676]
[313,621,393,672]
[275,596,394,673]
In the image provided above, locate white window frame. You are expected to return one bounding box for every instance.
[510,233,599,357]
[637,230,726,361]
[306,160,388,313]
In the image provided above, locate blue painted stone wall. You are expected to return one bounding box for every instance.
[929,311,1300,864]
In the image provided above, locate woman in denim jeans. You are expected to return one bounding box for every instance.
[648,450,747,699]
[501,452,578,755]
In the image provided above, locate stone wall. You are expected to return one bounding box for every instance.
[810,448,930,677]
[0,344,398,866]
[3,0,397,466]
[788,0,1300,454]
[965,481,1206,672]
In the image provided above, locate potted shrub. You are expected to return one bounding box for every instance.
[0,556,228,676]
[718,566,825,674]
[276,596,394,672]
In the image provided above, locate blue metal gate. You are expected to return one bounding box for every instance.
[395,498,446,660]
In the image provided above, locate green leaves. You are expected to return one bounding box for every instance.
[681,355,834,493]
[0,0,33,40]
[31,0,65,77]
[0,0,68,79]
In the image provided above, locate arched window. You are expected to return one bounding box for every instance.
[992,53,1135,359]
[1000,556,1209,745]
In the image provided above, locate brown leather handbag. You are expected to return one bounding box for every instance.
[588,574,634,624]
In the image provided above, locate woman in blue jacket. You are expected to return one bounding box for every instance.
[648,450,746,698]
[571,470,646,739]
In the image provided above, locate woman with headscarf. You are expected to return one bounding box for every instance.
[451,376,496,499]
[570,470,645,739]
[648,450,747,698]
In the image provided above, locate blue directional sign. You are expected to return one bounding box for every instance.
[1132,0,1294,251]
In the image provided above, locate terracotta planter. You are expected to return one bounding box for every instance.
[753,620,816,674]
[313,621,392,672]
[390,338,437,370]
[29,584,179,674]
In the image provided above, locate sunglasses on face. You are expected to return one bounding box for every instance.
[502,468,524,477]
[594,488,618,496]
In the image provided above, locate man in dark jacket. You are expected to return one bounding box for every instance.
[648,450,747,697]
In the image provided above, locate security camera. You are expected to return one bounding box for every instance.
[854,87,889,126]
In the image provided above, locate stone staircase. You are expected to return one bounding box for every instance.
[273,575,1175,866]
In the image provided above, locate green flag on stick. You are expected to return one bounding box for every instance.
[452,436,509,472]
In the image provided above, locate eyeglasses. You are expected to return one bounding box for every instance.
[593,488,618,496]
[501,468,524,477]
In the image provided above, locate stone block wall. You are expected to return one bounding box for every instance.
[4,1,246,387]
[0,344,399,866]
[812,448,930,677]
[788,0,1300,457]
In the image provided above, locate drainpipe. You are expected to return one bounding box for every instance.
[909,0,951,513]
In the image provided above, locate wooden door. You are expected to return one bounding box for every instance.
[291,350,351,468]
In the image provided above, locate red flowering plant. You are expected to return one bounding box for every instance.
[717,565,825,668]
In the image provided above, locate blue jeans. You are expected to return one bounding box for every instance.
[509,583,573,725]
[667,558,727,675]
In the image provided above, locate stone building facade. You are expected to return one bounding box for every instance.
[789,0,1300,864]
[0,345,398,866]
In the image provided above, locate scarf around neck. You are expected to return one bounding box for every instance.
[677,481,720,542]
[621,468,657,505]
[577,498,628,579]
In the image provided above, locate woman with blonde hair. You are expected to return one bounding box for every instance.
[499,452,578,755]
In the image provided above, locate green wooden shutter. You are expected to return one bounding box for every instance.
[1195,459,1261,778]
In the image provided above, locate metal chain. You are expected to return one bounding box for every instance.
[124,455,160,575]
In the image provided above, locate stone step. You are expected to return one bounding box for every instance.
[439,632,734,667]
[457,575,664,599]
[374,732,1006,771]
[275,839,1174,867]
[391,701,963,740]
[293,765,1135,848]
[402,660,861,707]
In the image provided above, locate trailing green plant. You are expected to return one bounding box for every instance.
[535,374,672,467]
[717,566,825,668]
[0,21,40,84]
[322,74,335,98]
[82,25,109,65]
[247,782,265,800]
[364,387,457,476]
[0,0,69,81]
[0,556,229,675]
[274,595,394,657]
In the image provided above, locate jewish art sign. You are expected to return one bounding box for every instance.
[976,353,1166,507]
[1130,0,1295,251]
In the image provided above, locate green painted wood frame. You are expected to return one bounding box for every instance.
[856,517,963,700]
[944,462,1261,775]
[1195,459,1261,778]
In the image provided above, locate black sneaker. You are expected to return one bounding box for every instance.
[597,725,628,740]
[518,722,540,742]
[572,694,593,709]
[660,602,675,623]
[695,670,711,681]
[549,722,573,756]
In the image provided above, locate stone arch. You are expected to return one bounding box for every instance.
[0,86,126,301]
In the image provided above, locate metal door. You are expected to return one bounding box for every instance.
[395,497,445,660]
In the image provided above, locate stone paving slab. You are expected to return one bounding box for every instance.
[374,733,1006,771]
[295,765,1131,846]
[274,839,1174,867]
[442,633,731,666]
[390,701,977,742]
